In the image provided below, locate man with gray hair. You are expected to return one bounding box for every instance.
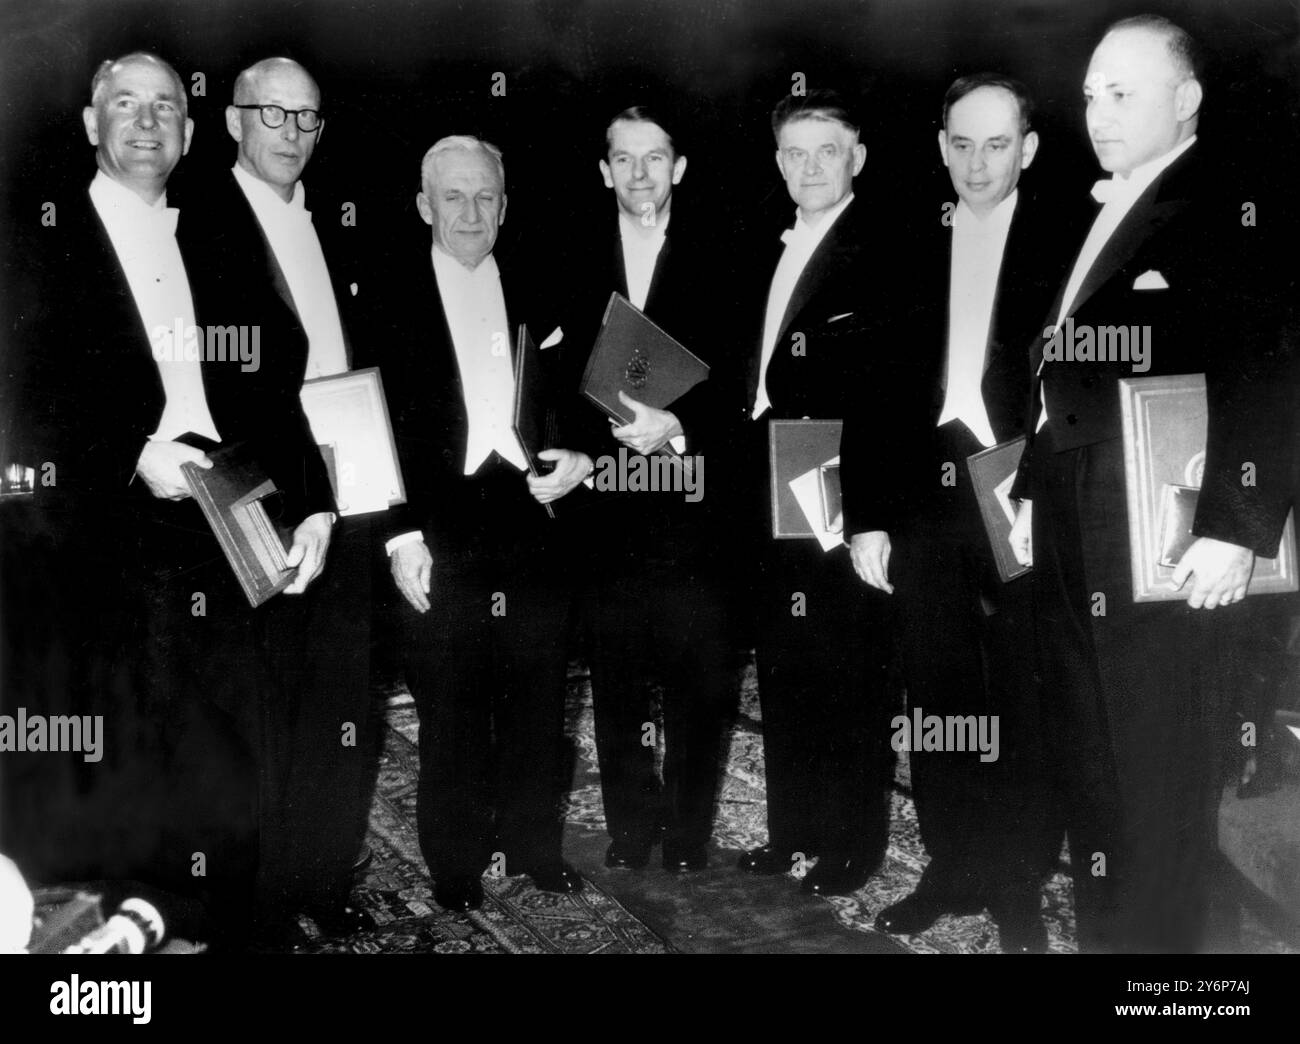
[378,135,590,913]
[4,51,334,947]
[179,55,376,944]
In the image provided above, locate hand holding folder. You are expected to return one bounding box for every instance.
[513,324,591,517]
[580,293,709,465]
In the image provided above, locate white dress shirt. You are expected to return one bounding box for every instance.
[1053,135,1197,330]
[618,211,669,311]
[616,211,687,454]
[937,190,1018,449]
[88,170,220,443]
[232,164,349,379]
[753,192,854,419]
[1037,136,1197,431]
[386,247,528,557]
[431,246,527,475]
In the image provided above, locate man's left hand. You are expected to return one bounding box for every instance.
[611,391,683,455]
[1171,536,1255,609]
[527,449,593,504]
[284,511,334,594]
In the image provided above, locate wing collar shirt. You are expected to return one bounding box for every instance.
[1054,134,1197,330]
[232,163,349,379]
[1037,135,1197,431]
[753,192,854,419]
[430,245,528,475]
[618,211,669,311]
[938,189,1018,449]
[88,170,220,443]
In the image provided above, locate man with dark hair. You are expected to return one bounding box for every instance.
[559,104,737,873]
[3,51,335,946]
[735,88,901,897]
[843,73,1078,951]
[1009,16,1294,952]
[941,73,1034,136]
[770,91,860,139]
[178,56,377,942]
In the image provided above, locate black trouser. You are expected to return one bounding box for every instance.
[587,546,734,852]
[399,461,573,879]
[256,515,377,915]
[112,502,264,938]
[891,421,1055,908]
[1030,431,1233,952]
[753,538,895,863]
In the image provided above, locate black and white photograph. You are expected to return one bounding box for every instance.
[1,0,1298,1019]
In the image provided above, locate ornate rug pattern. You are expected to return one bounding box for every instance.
[563,660,1080,955]
[299,657,1291,953]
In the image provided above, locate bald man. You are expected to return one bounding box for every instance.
[1010,16,1294,952]
[4,51,337,946]
[178,57,376,943]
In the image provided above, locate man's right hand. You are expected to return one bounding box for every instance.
[850,530,894,594]
[390,539,433,614]
[1009,499,1033,567]
[135,440,212,500]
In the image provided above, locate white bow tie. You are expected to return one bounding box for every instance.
[145,206,180,236]
[1091,177,1140,206]
[283,201,314,226]
[780,224,812,247]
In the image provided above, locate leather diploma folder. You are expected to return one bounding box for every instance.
[1119,373,1298,602]
[966,436,1031,582]
[769,419,843,542]
[180,441,295,608]
[512,323,561,520]
[300,367,406,517]
[580,292,709,425]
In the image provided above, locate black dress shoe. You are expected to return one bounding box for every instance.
[305,902,377,936]
[801,855,878,897]
[737,844,795,875]
[524,861,585,894]
[434,875,484,912]
[873,891,983,934]
[352,843,374,874]
[605,839,652,870]
[662,842,708,873]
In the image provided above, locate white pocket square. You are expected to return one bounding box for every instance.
[1132,270,1169,291]
[349,282,359,296]
[827,311,854,324]
[539,327,564,349]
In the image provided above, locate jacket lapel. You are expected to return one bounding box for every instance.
[777,199,860,346]
[1059,148,1198,322]
[88,196,168,414]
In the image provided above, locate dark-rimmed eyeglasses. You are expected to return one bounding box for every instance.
[233,104,321,133]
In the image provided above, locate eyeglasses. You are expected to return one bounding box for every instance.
[233,104,322,133]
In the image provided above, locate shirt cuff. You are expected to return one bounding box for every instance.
[385,531,424,556]
[669,435,686,455]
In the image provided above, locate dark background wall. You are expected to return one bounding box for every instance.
[1,0,1297,351]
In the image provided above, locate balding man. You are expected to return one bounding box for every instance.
[378,137,590,913]
[3,52,334,946]
[180,56,376,943]
[1010,15,1294,952]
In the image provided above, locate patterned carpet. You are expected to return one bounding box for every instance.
[562,659,1080,954]
[298,656,1293,954]
[296,688,672,953]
